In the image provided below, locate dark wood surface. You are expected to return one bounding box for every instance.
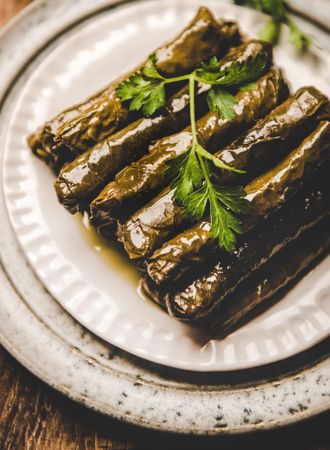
[0,0,31,27]
[1,2,329,449]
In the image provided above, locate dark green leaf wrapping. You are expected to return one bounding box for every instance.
[90,44,276,235]
[165,170,330,321]
[207,88,237,119]
[203,217,330,336]
[117,187,183,259]
[213,86,329,185]
[146,120,330,284]
[29,7,240,172]
[54,83,205,214]
[116,67,287,258]
[119,89,328,262]
[143,216,330,333]
[56,60,241,213]
[234,0,311,51]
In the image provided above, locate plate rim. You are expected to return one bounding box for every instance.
[1,257,329,434]
[2,0,330,372]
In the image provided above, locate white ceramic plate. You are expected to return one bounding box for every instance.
[3,0,330,372]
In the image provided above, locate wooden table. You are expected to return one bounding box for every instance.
[1,2,329,449]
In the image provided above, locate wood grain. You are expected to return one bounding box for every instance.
[0,0,32,27]
[0,1,329,449]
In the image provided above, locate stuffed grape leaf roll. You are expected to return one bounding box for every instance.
[165,169,330,321]
[203,217,330,336]
[29,7,239,171]
[146,120,330,282]
[119,93,329,260]
[142,216,330,334]
[91,87,328,235]
[54,40,268,214]
[54,80,209,213]
[89,41,276,233]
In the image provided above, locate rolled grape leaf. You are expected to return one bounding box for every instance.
[54,81,208,214]
[204,217,330,336]
[29,7,239,171]
[142,216,330,334]
[165,169,330,321]
[93,86,328,237]
[147,120,330,283]
[119,90,329,261]
[90,40,275,234]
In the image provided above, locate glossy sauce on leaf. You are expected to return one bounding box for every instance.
[90,42,275,235]
[147,120,330,283]
[202,217,330,336]
[166,170,329,321]
[29,7,239,171]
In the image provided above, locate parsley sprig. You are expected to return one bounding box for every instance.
[116,53,268,251]
[166,75,249,252]
[233,0,310,51]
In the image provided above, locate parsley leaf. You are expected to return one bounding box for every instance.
[183,185,209,220]
[215,52,269,86]
[169,149,203,203]
[196,56,222,83]
[239,81,257,92]
[208,183,248,252]
[175,169,249,252]
[234,0,286,20]
[195,52,269,91]
[118,45,261,252]
[233,0,311,52]
[213,185,250,215]
[201,56,221,73]
[139,82,166,115]
[116,73,149,101]
[207,87,238,120]
[167,145,249,252]
[259,18,282,45]
[287,19,311,53]
[204,161,249,251]
[211,202,241,252]
[116,57,166,115]
[142,55,165,80]
[165,151,189,181]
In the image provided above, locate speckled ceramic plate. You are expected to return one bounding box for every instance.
[0,0,329,434]
[2,0,330,372]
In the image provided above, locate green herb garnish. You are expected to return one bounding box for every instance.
[233,0,311,51]
[116,53,268,251]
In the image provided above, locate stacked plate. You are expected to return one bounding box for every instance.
[0,0,329,434]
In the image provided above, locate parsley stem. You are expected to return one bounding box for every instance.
[189,75,198,145]
[188,72,217,191]
[163,74,191,84]
[197,149,214,198]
